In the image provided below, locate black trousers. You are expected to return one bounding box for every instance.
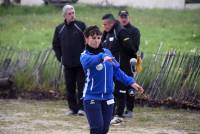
[114,81,126,117]
[64,66,85,113]
[126,89,135,112]
[114,81,135,117]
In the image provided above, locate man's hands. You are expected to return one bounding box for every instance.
[103,55,144,94]
[131,83,144,94]
[103,56,113,62]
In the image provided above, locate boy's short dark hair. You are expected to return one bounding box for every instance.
[84,25,102,38]
[102,13,115,20]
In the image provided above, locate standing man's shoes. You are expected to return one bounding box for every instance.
[77,110,85,116]
[110,115,123,125]
[123,110,133,118]
[65,110,77,116]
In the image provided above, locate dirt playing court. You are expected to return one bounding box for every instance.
[0,100,199,134]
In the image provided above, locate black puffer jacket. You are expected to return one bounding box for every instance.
[52,20,86,68]
[102,21,137,75]
[124,23,140,54]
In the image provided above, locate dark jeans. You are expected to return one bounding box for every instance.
[84,100,114,134]
[64,66,85,113]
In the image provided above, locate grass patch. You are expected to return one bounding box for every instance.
[0,4,200,52]
[0,5,199,100]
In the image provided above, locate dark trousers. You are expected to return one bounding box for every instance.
[84,100,114,134]
[126,89,135,111]
[114,81,135,117]
[114,81,127,117]
[64,66,85,113]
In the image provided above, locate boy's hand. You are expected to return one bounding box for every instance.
[103,56,113,62]
[131,83,144,94]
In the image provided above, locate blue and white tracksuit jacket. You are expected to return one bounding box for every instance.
[80,48,136,101]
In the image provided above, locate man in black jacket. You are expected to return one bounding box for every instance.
[52,5,86,115]
[118,10,141,118]
[101,14,137,125]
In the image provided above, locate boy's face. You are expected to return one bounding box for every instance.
[86,34,102,49]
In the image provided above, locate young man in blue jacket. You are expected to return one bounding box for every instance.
[80,26,144,134]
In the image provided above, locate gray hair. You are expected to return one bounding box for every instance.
[62,5,75,16]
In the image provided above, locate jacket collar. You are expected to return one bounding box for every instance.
[86,44,104,55]
[64,20,75,26]
[108,20,120,33]
[124,23,131,28]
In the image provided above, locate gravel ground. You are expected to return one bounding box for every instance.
[0,99,200,134]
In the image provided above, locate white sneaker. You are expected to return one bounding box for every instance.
[65,110,76,116]
[110,116,123,125]
[77,110,85,116]
[123,111,133,118]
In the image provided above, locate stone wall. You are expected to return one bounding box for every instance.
[78,0,200,9]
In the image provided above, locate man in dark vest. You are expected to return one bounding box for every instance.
[52,5,86,116]
[118,10,141,118]
[101,13,137,125]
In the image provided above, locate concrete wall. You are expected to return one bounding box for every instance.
[185,3,200,9]
[0,0,199,9]
[0,0,44,5]
[20,0,44,6]
[78,0,189,9]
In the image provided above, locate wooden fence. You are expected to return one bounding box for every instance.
[0,46,199,107]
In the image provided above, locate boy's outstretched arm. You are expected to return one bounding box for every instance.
[80,52,109,69]
[113,59,144,94]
